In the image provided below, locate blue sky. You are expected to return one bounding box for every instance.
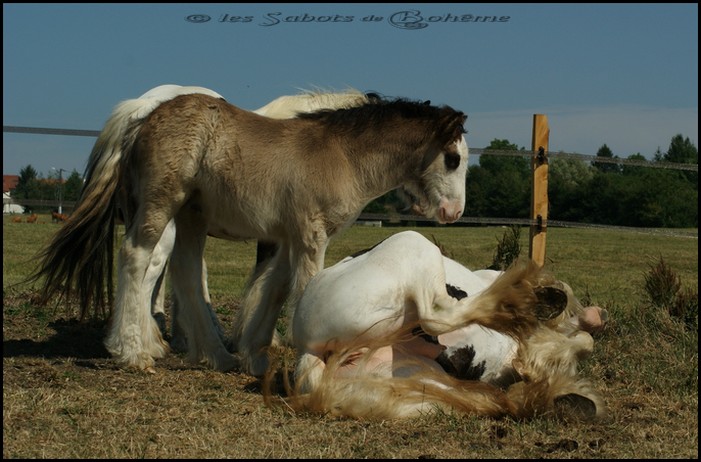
[3,3,698,177]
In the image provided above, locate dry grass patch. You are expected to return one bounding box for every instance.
[3,217,698,458]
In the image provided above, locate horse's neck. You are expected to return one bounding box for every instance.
[340,130,422,200]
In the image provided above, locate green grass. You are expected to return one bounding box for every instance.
[5,215,697,301]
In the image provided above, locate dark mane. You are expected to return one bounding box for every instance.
[296,96,467,138]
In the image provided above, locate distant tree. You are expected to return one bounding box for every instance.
[548,155,594,222]
[579,171,624,225]
[593,143,620,173]
[13,165,40,200]
[485,138,523,152]
[549,155,594,188]
[659,134,698,164]
[661,134,698,186]
[465,139,530,218]
[362,189,404,214]
[618,169,698,227]
[63,170,83,201]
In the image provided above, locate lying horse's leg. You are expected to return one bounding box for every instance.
[233,243,293,376]
[419,260,564,342]
[105,216,171,371]
[295,352,327,394]
[170,206,238,372]
[506,373,605,420]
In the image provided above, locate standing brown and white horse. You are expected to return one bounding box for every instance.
[161,88,390,354]
[30,90,469,375]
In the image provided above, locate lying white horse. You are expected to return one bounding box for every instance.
[287,231,606,420]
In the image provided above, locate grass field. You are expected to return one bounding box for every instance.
[3,214,698,458]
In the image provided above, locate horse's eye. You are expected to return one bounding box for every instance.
[444,152,460,170]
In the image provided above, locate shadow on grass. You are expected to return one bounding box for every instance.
[3,318,111,360]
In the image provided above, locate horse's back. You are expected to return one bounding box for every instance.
[138,93,285,144]
[138,84,224,101]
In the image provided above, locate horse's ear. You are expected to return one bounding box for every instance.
[365,92,383,103]
[441,111,467,145]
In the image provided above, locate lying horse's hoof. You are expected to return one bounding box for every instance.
[534,286,568,321]
[554,393,598,420]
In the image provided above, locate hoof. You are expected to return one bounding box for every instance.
[214,354,241,373]
[534,286,568,320]
[554,393,598,420]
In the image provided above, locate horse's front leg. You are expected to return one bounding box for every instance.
[170,256,224,354]
[284,229,329,342]
[233,243,293,376]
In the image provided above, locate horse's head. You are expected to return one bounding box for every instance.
[401,132,468,225]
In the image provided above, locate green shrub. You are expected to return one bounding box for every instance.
[488,225,521,270]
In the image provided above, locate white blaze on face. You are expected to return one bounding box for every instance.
[443,135,468,222]
[419,134,468,224]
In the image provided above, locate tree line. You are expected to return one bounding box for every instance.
[11,133,698,228]
[366,133,698,228]
[12,166,83,208]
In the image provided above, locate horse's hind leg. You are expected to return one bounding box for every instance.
[106,219,171,370]
[170,208,238,371]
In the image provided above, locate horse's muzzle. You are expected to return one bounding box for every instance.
[437,198,464,224]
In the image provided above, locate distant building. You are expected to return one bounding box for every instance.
[3,175,19,193]
[3,175,25,214]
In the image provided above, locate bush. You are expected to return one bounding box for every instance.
[488,225,521,270]
[644,257,698,330]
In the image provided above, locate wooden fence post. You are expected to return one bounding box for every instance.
[529,114,550,267]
